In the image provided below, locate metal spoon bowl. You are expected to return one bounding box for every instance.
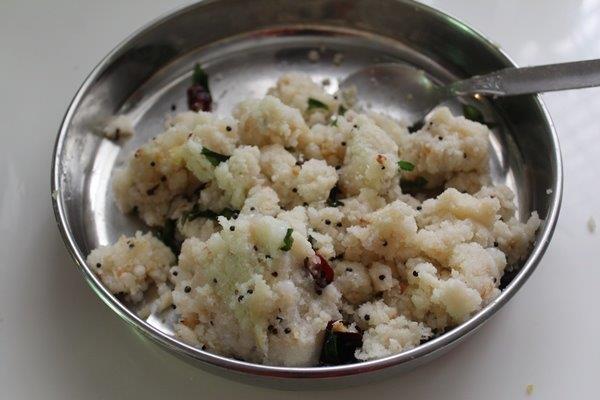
[341,60,600,125]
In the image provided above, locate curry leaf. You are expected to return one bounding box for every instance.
[408,119,424,133]
[400,176,428,191]
[308,97,329,111]
[462,104,485,124]
[398,160,415,172]
[201,147,229,166]
[319,321,362,366]
[192,64,209,88]
[326,185,344,207]
[184,205,238,223]
[280,228,294,251]
[156,219,180,254]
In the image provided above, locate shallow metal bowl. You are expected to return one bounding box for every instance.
[51,0,562,389]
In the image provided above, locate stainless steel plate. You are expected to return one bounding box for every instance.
[51,0,562,389]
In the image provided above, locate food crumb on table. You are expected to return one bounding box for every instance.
[587,216,596,233]
[526,383,534,395]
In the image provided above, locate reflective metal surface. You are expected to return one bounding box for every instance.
[342,59,600,125]
[340,63,450,125]
[51,0,562,389]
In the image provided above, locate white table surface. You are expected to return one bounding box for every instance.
[1,0,598,398]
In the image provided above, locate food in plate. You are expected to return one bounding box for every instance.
[87,68,540,367]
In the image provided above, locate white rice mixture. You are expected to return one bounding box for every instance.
[87,72,540,366]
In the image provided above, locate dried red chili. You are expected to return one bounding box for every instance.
[304,254,334,288]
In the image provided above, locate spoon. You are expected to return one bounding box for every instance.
[339,59,600,126]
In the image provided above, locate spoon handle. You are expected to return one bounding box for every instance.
[449,59,600,96]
